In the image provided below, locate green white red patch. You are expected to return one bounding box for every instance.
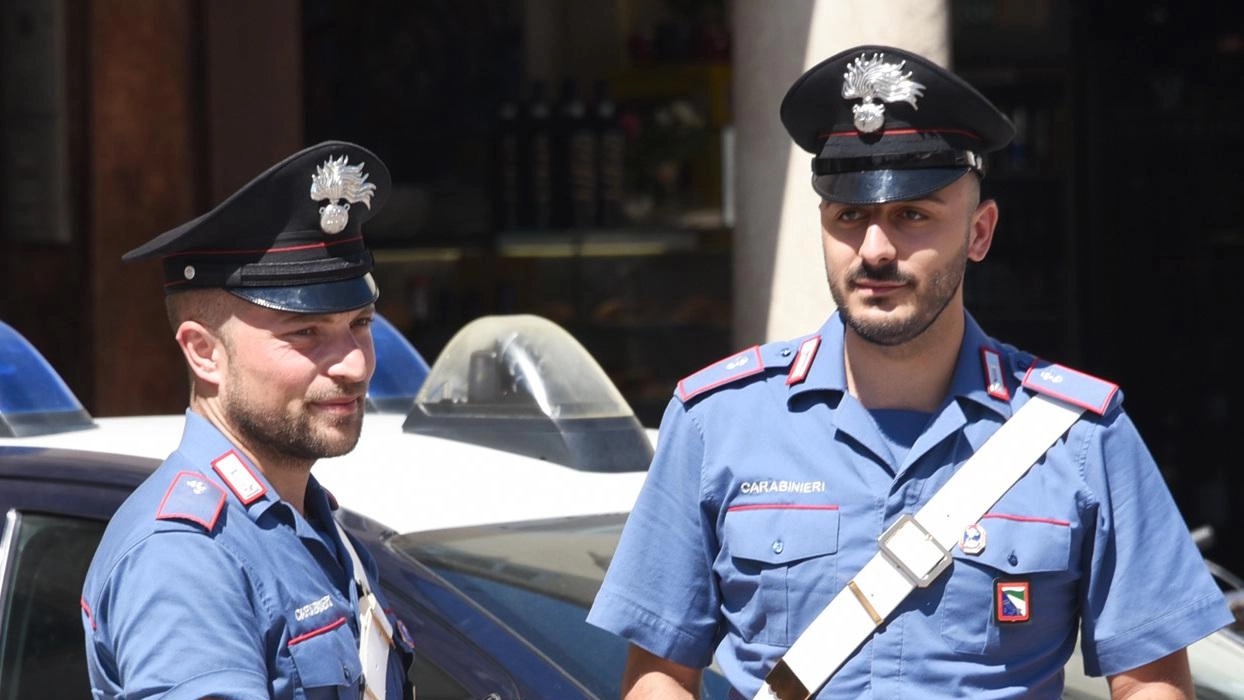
[995,580,1030,623]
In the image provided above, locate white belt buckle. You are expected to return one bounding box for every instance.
[877,514,952,588]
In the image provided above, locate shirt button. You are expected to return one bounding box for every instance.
[780,348,792,357]
[772,540,784,554]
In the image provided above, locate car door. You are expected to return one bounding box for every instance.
[0,463,128,700]
[342,509,600,700]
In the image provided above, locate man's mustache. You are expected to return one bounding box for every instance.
[308,381,369,403]
[848,263,909,285]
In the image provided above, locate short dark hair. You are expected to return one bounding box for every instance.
[164,289,241,394]
[164,289,236,336]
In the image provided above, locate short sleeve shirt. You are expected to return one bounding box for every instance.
[82,411,413,700]
[587,311,1232,699]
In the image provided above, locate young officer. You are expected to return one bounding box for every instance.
[587,45,1233,700]
[81,141,415,699]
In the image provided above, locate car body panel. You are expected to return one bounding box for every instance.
[315,414,648,532]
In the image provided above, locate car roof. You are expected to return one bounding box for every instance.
[1,412,649,533]
[0,414,184,459]
[0,444,159,489]
[315,414,647,532]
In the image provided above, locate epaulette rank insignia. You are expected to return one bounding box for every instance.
[213,450,268,505]
[1021,361,1119,416]
[156,471,226,531]
[786,336,821,386]
[677,346,765,403]
[980,347,1010,401]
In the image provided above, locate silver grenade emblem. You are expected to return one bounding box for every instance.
[841,53,926,133]
[309,155,377,234]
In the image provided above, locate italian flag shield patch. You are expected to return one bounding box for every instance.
[995,581,1031,623]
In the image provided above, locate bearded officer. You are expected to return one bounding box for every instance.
[81,141,415,699]
[586,46,1232,699]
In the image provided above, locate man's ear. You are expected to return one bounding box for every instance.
[967,198,999,263]
[175,321,226,386]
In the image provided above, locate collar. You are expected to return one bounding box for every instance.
[784,313,849,400]
[786,311,1014,419]
[951,313,1014,419]
[176,410,283,521]
[303,475,337,521]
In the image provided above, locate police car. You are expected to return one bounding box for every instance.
[2,318,1243,699]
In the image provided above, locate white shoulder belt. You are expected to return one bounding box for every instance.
[755,392,1087,700]
[334,519,398,700]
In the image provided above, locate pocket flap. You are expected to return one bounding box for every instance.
[956,515,1071,574]
[288,616,360,689]
[723,505,840,565]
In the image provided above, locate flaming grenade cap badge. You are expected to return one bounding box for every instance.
[309,155,377,234]
[841,53,926,134]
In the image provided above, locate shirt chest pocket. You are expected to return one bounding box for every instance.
[287,616,363,699]
[940,516,1077,657]
[721,505,841,647]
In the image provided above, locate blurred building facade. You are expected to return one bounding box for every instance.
[2,0,1241,570]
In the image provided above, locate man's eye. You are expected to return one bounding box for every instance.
[289,327,316,338]
[898,209,928,221]
[353,316,374,328]
[837,209,865,222]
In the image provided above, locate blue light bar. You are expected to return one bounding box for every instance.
[0,321,95,436]
[367,313,430,413]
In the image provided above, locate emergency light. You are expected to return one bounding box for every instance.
[0,321,95,437]
[366,313,431,414]
[403,314,653,472]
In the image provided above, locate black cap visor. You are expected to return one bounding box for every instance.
[812,166,972,205]
[229,273,379,314]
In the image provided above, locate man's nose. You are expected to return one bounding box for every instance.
[327,331,373,383]
[859,222,897,265]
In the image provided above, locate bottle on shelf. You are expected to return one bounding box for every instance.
[521,80,554,230]
[492,87,523,232]
[592,79,626,229]
[555,78,598,230]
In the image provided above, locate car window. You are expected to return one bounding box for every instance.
[408,652,480,700]
[431,566,628,696]
[0,509,104,700]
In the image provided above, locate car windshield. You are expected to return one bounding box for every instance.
[390,515,1244,700]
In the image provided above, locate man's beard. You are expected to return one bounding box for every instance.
[829,245,968,347]
[226,384,366,464]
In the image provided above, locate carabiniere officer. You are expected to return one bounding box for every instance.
[81,141,416,700]
[587,45,1233,700]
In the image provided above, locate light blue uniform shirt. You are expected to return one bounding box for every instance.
[588,311,1231,699]
[82,411,412,700]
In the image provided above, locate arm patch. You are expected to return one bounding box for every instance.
[156,471,226,531]
[1021,361,1119,416]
